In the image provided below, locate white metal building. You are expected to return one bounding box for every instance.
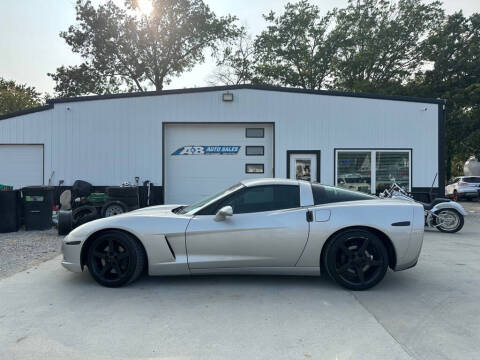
[0,85,445,204]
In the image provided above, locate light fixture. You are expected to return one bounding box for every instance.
[222,92,234,102]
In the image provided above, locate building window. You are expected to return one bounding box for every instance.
[375,151,410,193]
[246,128,264,138]
[336,151,372,193]
[246,146,264,156]
[246,164,264,174]
[335,150,411,194]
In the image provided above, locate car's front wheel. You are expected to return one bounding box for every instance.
[323,229,389,291]
[86,230,146,287]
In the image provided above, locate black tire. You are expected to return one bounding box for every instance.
[106,187,138,198]
[72,205,98,226]
[58,210,73,235]
[86,230,146,287]
[323,229,389,291]
[435,209,464,233]
[101,200,127,217]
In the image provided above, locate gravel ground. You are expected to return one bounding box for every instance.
[0,228,63,279]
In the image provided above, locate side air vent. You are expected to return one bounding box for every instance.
[165,236,176,259]
[391,221,411,227]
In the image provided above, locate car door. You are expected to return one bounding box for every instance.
[185,184,310,269]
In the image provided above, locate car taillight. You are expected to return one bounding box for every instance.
[458,182,469,187]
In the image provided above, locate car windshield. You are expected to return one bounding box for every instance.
[176,183,244,215]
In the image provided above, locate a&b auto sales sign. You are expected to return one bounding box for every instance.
[172,146,241,155]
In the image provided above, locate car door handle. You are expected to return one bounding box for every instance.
[306,210,313,223]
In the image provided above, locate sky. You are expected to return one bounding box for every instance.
[0,0,479,95]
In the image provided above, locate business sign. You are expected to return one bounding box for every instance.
[172,146,241,155]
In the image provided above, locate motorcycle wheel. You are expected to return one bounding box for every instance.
[435,209,464,233]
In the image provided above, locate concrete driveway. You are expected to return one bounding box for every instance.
[1,215,479,360]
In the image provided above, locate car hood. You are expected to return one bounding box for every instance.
[130,204,186,215]
[68,204,191,240]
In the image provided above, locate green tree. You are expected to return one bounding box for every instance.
[49,64,123,97]
[209,29,255,85]
[332,0,443,93]
[254,0,338,90]
[0,78,43,116]
[49,0,238,96]
[411,12,480,179]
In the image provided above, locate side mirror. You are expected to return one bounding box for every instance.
[214,206,233,222]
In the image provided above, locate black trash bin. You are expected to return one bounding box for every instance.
[22,186,54,230]
[0,190,20,233]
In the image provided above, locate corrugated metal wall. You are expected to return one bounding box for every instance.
[0,88,439,188]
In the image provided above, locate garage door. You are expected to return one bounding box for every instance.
[165,124,274,204]
[0,145,43,188]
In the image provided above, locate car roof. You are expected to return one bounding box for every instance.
[241,178,308,187]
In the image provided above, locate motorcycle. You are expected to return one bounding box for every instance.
[379,182,467,233]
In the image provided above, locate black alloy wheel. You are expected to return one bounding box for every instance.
[86,230,145,287]
[324,229,388,291]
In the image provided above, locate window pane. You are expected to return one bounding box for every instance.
[220,185,300,214]
[463,177,480,183]
[312,184,374,205]
[337,152,371,193]
[246,128,264,138]
[246,164,264,173]
[246,146,264,156]
[376,152,409,193]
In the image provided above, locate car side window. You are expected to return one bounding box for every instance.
[312,184,374,205]
[198,185,300,215]
[463,177,480,183]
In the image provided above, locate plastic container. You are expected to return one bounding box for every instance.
[22,186,54,230]
[0,190,20,233]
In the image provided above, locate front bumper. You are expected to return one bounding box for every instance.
[61,235,83,273]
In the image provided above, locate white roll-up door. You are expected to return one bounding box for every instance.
[164,124,274,204]
[0,145,43,188]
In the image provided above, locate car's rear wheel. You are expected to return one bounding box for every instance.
[435,209,464,233]
[324,229,389,291]
[86,230,145,287]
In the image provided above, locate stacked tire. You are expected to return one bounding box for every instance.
[58,206,98,235]
[58,186,141,235]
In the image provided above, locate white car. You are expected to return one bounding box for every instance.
[445,176,480,201]
[62,178,424,290]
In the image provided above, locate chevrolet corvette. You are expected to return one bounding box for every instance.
[62,178,424,290]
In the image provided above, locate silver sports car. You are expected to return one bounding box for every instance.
[62,178,424,290]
